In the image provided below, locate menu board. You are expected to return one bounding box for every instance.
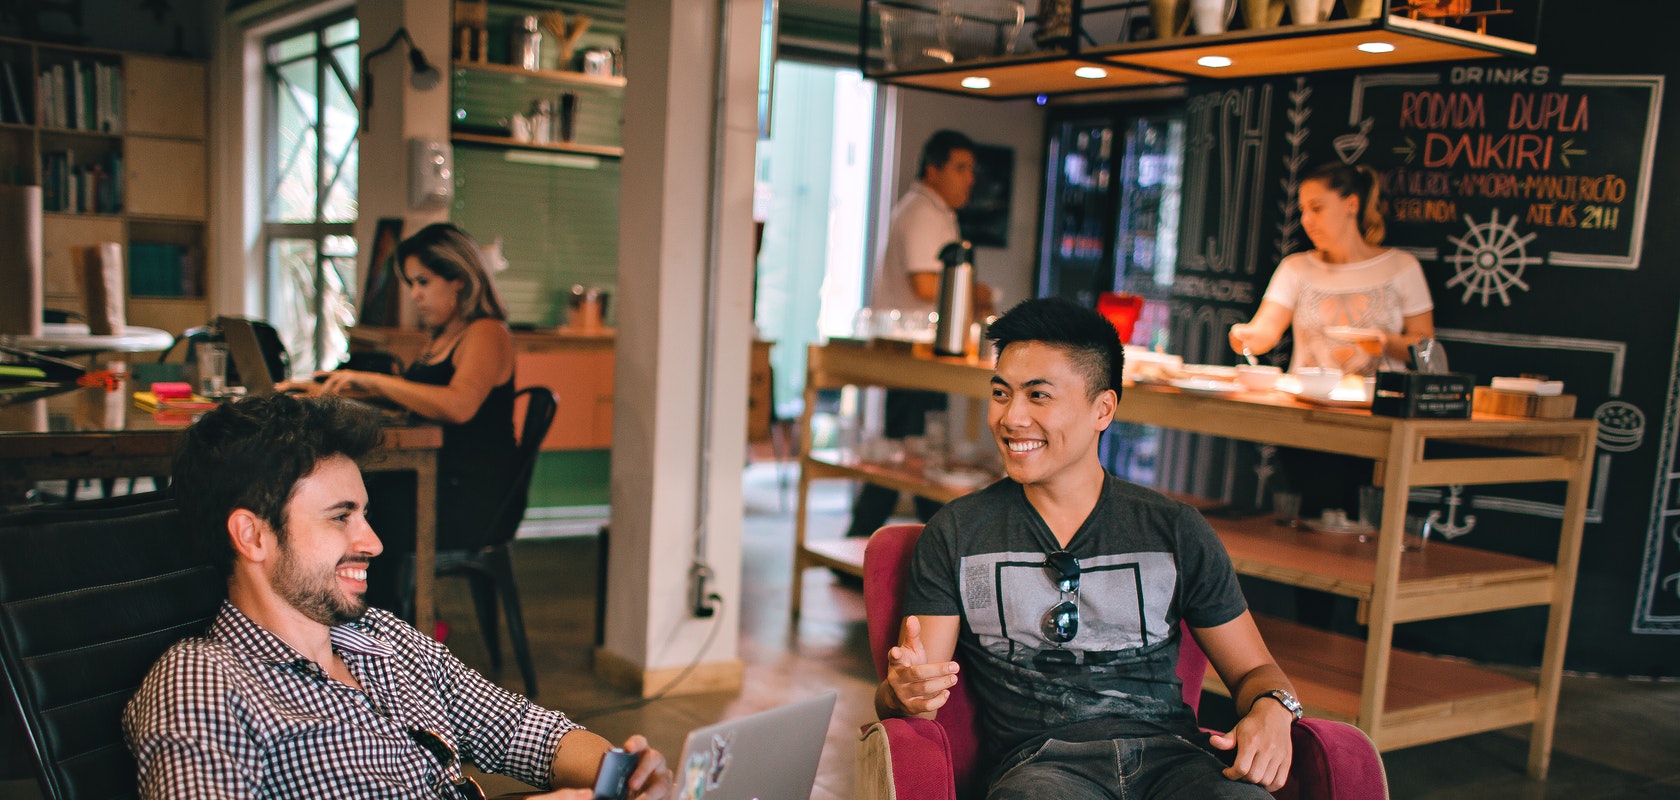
[1358,70,1662,295]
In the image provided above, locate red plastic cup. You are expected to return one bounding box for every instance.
[1097,292,1144,343]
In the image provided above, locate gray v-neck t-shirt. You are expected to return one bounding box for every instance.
[905,474,1248,765]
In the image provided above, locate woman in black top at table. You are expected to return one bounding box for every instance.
[280,222,516,614]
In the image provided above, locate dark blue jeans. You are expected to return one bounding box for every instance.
[988,735,1273,800]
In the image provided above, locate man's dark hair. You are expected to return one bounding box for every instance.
[173,394,384,576]
[918,129,977,178]
[986,297,1125,400]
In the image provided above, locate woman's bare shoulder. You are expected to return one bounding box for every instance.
[462,317,513,341]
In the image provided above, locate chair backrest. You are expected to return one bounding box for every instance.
[862,523,1211,799]
[0,492,224,799]
[482,386,557,549]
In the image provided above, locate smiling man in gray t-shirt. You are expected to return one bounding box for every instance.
[876,298,1302,800]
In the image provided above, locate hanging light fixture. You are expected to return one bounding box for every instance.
[360,26,442,131]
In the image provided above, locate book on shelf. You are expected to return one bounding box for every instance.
[1,61,27,124]
[34,60,121,132]
[38,149,123,213]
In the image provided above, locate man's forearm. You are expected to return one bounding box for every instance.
[550,729,613,789]
[1231,665,1296,719]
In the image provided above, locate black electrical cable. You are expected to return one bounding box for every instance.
[579,593,727,718]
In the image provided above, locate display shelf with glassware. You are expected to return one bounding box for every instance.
[794,341,1594,778]
[448,4,625,160]
[0,36,209,336]
[859,0,1541,99]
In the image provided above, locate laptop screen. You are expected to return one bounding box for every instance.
[675,692,835,800]
[217,317,276,396]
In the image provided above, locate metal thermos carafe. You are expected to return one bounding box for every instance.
[934,240,974,357]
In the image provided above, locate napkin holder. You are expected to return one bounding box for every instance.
[1371,370,1474,419]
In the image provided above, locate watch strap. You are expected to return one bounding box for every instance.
[1255,688,1303,721]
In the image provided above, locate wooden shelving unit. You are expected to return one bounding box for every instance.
[0,36,209,337]
[449,59,624,157]
[450,130,623,159]
[452,60,625,90]
[864,11,1538,99]
[793,342,1595,778]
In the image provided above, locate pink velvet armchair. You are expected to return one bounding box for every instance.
[857,523,1388,800]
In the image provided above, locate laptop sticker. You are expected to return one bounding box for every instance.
[681,732,734,798]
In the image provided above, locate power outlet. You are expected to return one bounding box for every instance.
[689,562,718,618]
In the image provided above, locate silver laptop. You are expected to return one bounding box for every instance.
[675,692,835,800]
[218,316,277,396]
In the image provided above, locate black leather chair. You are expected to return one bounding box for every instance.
[407,386,556,697]
[0,491,223,800]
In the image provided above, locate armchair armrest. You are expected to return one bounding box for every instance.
[1277,718,1389,800]
[856,718,959,800]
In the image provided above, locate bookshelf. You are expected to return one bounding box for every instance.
[0,38,209,339]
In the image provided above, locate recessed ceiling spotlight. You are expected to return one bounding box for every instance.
[1358,41,1396,53]
[961,76,992,89]
[1197,55,1233,68]
[1074,66,1107,79]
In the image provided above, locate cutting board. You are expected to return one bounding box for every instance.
[1472,387,1578,419]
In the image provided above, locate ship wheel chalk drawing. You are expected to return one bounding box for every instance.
[1443,209,1543,307]
[1593,400,1645,453]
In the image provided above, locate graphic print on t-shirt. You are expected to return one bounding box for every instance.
[1297,283,1403,375]
[959,550,1178,666]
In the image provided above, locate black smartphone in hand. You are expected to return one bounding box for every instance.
[592,748,638,800]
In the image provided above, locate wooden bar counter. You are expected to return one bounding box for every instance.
[793,341,1596,779]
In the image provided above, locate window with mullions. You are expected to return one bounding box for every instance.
[263,14,359,375]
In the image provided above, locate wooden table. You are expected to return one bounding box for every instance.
[0,382,446,634]
[795,342,1597,779]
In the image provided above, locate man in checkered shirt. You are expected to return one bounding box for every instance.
[123,394,673,799]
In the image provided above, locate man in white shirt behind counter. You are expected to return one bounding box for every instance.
[846,129,995,539]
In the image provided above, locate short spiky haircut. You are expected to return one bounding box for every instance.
[986,297,1125,400]
[172,394,384,576]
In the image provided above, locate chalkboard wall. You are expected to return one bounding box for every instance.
[1165,0,1678,676]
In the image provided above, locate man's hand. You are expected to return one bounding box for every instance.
[1206,696,1294,792]
[884,615,960,717]
[616,735,672,800]
[536,734,671,800]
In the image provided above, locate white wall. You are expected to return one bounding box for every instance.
[884,87,1045,311]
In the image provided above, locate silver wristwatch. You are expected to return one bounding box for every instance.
[1255,688,1303,721]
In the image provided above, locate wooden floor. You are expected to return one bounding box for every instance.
[4,460,1679,798]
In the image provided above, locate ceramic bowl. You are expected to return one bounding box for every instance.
[1295,367,1344,397]
[1234,364,1282,391]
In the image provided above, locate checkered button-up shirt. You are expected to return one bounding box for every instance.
[124,601,581,798]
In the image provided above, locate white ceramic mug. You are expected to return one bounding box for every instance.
[1191,0,1233,33]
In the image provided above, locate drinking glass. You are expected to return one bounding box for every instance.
[1272,490,1302,525]
[196,343,228,397]
[1357,485,1384,530]
[1404,515,1432,552]
[923,410,949,472]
